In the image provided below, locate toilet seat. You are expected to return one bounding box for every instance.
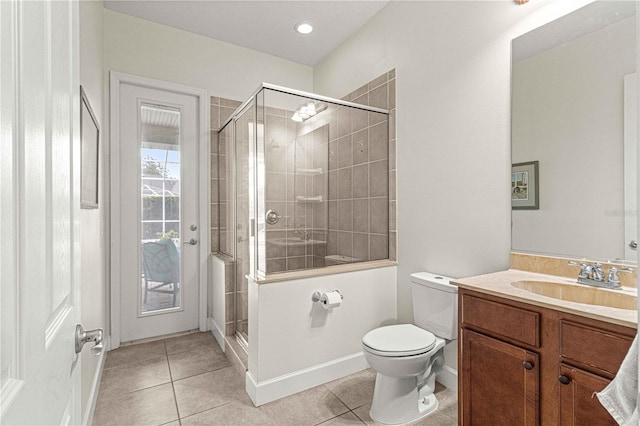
[362,324,436,357]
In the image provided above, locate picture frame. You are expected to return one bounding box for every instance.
[512,161,539,210]
[80,86,99,209]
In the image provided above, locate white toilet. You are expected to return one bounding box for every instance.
[361,272,458,425]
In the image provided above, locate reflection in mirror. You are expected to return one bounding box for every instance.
[511,1,637,263]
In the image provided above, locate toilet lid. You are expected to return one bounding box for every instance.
[362,324,436,356]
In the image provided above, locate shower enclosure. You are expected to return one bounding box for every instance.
[216,84,390,349]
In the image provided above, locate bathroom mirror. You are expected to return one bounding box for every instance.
[511,1,637,263]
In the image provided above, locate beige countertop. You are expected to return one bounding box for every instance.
[453,269,638,329]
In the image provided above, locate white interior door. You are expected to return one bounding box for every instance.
[1,1,82,424]
[115,82,200,343]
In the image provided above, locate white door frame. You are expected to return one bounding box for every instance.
[110,72,209,348]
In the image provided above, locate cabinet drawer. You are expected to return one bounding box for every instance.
[560,321,633,377]
[461,294,540,348]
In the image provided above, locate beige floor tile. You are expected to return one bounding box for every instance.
[98,355,172,401]
[409,410,458,426]
[165,332,216,355]
[173,367,247,418]
[318,411,366,425]
[438,404,458,423]
[181,397,274,426]
[93,383,178,426]
[352,403,382,426]
[353,402,457,426]
[105,340,167,369]
[262,385,350,426]
[325,369,376,409]
[433,385,457,411]
[168,344,231,380]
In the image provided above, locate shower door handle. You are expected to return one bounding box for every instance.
[265,209,282,225]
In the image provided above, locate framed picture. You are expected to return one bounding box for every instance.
[512,161,539,210]
[80,86,99,209]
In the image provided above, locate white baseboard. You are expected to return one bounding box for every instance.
[82,336,109,426]
[436,365,458,393]
[208,317,225,351]
[246,352,369,406]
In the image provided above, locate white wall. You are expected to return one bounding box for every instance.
[103,9,313,102]
[79,0,107,422]
[313,0,596,325]
[512,16,635,260]
[247,266,397,405]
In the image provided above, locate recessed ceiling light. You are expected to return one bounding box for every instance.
[295,22,313,35]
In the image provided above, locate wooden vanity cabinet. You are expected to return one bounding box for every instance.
[458,288,634,426]
[461,329,539,425]
[558,364,617,425]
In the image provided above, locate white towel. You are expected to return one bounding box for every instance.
[596,334,639,426]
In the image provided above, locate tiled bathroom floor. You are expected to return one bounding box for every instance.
[92,332,458,426]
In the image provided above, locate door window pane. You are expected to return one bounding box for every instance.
[140,104,182,313]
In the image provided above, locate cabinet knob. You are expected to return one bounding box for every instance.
[523,361,534,370]
[559,375,572,385]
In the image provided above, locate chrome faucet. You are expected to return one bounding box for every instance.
[567,261,631,289]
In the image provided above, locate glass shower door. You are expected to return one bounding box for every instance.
[234,102,254,348]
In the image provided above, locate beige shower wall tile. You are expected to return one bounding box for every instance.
[337,135,353,169]
[353,199,369,233]
[220,98,242,108]
[370,198,388,235]
[338,200,353,231]
[370,234,388,260]
[369,160,388,198]
[210,105,220,130]
[353,233,370,263]
[337,232,353,259]
[369,73,388,91]
[337,168,353,200]
[368,83,388,109]
[353,164,369,199]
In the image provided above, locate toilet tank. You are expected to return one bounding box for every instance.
[411,272,458,340]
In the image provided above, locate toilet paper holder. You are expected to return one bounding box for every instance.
[311,290,343,303]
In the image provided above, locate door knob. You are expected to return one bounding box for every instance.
[75,324,103,355]
[183,238,198,245]
[523,361,534,370]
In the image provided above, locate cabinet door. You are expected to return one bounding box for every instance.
[461,329,539,426]
[559,364,617,425]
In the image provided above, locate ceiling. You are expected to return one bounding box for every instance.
[103,0,389,66]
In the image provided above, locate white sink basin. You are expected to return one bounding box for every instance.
[511,280,637,311]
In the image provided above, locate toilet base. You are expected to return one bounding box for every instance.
[369,373,440,425]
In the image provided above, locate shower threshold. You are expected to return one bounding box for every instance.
[224,333,248,374]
